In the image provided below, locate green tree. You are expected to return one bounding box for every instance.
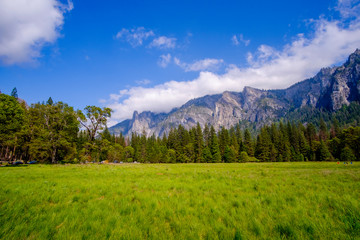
[340,146,356,162]
[209,126,221,163]
[239,151,248,162]
[255,127,272,161]
[0,94,25,161]
[317,140,333,161]
[107,143,124,162]
[223,145,237,163]
[47,97,54,106]
[124,146,134,162]
[194,123,204,163]
[202,146,212,163]
[77,106,112,142]
[11,87,18,99]
[203,124,210,147]
[244,129,254,157]
[319,118,328,141]
[27,102,79,163]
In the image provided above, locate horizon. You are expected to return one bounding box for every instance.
[1,0,360,126]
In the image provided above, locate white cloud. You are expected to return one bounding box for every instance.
[158,54,172,68]
[0,0,73,65]
[106,0,360,123]
[115,27,154,47]
[149,36,177,49]
[336,0,360,19]
[174,57,224,72]
[232,34,250,46]
[136,79,151,85]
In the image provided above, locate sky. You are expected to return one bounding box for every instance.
[1,0,360,126]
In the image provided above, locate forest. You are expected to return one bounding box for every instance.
[1,91,359,164]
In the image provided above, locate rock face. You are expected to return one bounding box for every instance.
[110,49,360,137]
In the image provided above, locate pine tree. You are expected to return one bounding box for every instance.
[194,123,204,163]
[219,127,230,160]
[202,146,212,163]
[223,145,237,163]
[255,127,272,161]
[203,124,210,147]
[330,118,340,138]
[11,87,18,99]
[209,126,221,163]
[306,123,317,141]
[47,97,54,106]
[244,128,254,157]
[319,118,328,141]
[317,140,332,161]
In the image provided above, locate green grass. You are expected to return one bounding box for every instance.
[0,163,359,239]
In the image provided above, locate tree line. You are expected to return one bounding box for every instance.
[0,92,359,164]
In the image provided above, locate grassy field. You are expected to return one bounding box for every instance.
[0,163,359,240]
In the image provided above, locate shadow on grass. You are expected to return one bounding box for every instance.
[1,164,29,168]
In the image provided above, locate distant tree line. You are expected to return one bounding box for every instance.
[0,92,359,163]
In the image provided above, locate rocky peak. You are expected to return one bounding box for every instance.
[132,111,139,119]
[346,48,360,67]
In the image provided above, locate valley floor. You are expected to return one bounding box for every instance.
[0,163,359,239]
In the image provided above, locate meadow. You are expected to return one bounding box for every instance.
[0,163,359,240]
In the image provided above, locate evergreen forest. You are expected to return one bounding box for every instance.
[1,92,359,164]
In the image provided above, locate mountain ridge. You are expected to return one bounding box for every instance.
[110,49,360,137]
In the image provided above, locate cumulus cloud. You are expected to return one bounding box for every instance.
[115,27,154,47]
[158,54,172,68]
[232,34,250,46]
[149,36,177,49]
[174,57,224,72]
[105,0,360,124]
[0,0,73,65]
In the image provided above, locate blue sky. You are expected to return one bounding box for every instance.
[1,0,360,126]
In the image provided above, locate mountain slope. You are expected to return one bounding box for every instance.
[110,49,360,137]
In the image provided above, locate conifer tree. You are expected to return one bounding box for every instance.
[202,146,212,162]
[203,124,210,147]
[209,126,221,162]
[223,145,237,162]
[194,123,204,163]
[11,87,18,99]
[47,97,54,106]
[319,118,328,141]
[243,128,254,157]
[317,140,332,161]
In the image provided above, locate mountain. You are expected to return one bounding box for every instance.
[110,49,360,137]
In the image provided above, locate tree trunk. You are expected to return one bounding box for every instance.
[5,146,9,161]
[12,144,16,161]
[51,146,57,164]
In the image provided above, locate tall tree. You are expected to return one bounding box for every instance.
[194,123,204,163]
[243,129,254,157]
[317,140,333,161]
[11,87,18,99]
[0,94,25,161]
[319,118,328,141]
[209,126,221,163]
[27,102,79,163]
[77,106,112,142]
[46,97,54,106]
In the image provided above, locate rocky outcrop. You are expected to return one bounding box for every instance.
[110,49,360,137]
